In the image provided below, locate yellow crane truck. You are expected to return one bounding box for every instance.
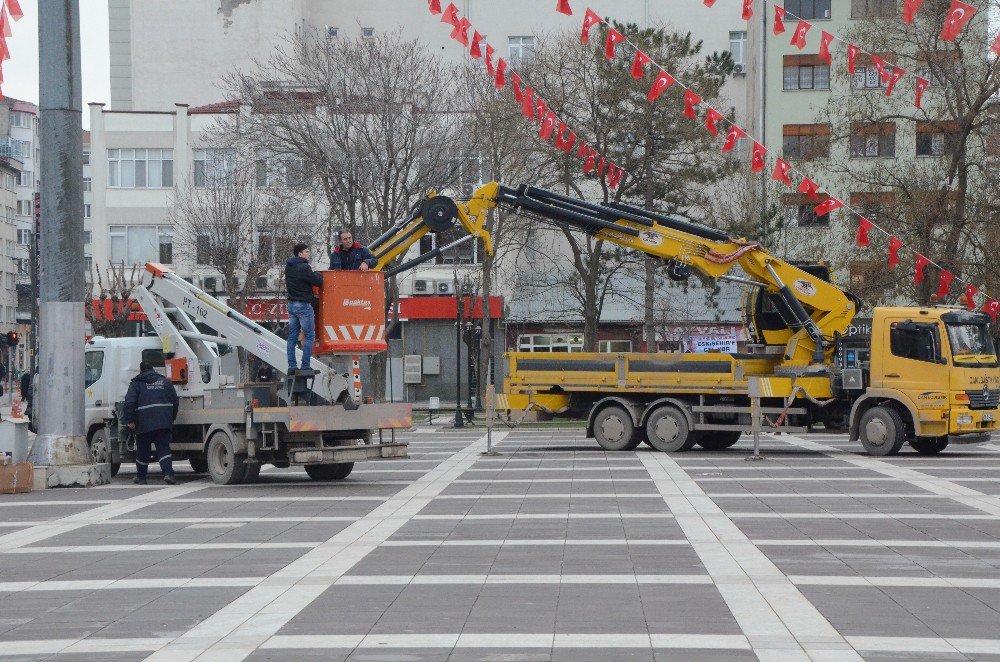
[441,182,1000,456]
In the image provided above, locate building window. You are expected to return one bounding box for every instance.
[599,340,632,353]
[108,225,174,265]
[83,230,92,245]
[361,27,375,38]
[785,0,831,19]
[193,148,236,187]
[850,122,896,158]
[782,56,830,90]
[783,193,833,227]
[851,55,894,89]
[10,111,31,128]
[82,150,91,165]
[326,25,339,39]
[916,121,961,156]
[850,192,896,221]
[517,333,584,352]
[418,228,481,265]
[508,36,536,65]
[255,151,311,188]
[782,124,830,160]
[83,177,92,192]
[15,199,33,216]
[84,203,92,218]
[850,0,895,18]
[729,31,747,70]
[16,229,31,245]
[107,148,174,188]
[17,170,31,187]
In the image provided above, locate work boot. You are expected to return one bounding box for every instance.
[133,477,147,485]
[163,475,177,485]
[287,368,297,376]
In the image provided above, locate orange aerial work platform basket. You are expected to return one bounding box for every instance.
[313,270,388,355]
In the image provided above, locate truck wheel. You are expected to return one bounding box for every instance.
[909,437,949,455]
[206,431,247,485]
[859,406,906,456]
[89,428,120,476]
[305,463,354,480]
[189,456,209,473]
[697,431,741,451]
[592,406,641,451]
[645,405,695,452]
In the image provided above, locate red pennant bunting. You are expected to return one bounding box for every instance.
[814,197,843,217]
[981,298,1000,322]
[555,124,577,152]
[914,253,930,284]
[0,5,11,38]
[964,284,979,311]
[441,3,459,26]
[647,70,676,102]
[581,8,601,44]
[885,67,904,97]
[704,0,718,6]
[936,269,954,299]
[0,35,10,61]
[683,89,701,119]
[722,126,746,153]
[798,177,820,201]
[888,236,904,268]
[772,159,792,186]
[902,0,924,23]
[751,141,767,172]
[470,31,483,59]
[521,87,535,119]
[773,6,786,35]
[540,111,558,141]
[607,164,624,189]
[427,0,442,15]
[535,97,548,123]
[512,72,523,101]
[583,149,598,174]
[871,55,889,84]
[485,44,495,76]
[605,28,625,59]
[790,20,810,50]
[494,58,507,90]
[915,76,929,109]
[6,0,22,21]
[577,141,590,159]
[451,18,471,46]
[704,107,724,136]
[847,44,859,74]
[940,0,975,41]
[818,32,834,65]
[856,217,873,247]
[741,0,754,21]
[992,33,1000,58]
[631,50,653,80]
[556,0,573,15]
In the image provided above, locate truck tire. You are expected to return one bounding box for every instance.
[645,405,695,452]
[206,431,248,485]
[189,456,209,473]
[909,436,949,455]
[592,405,642,451]
[859,406,906,456]
[305,463,354,480]
[697,431,741,451]
[89,427,121,477]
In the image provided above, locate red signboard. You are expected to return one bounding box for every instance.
[244,298,288,321]
[397,296,503,320]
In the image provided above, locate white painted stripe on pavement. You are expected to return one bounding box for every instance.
[0,577,264,592]
[3,542,319,554]
[754,538,1000,548]
[333,574,711,585]
[433,493,660,499]
[411,513,672,521]
[791,575,1000,589]
[379,539,688,547]
[259,633,753,650]
[0,638,171,656]
[728,512,998,520]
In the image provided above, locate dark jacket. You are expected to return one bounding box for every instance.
[285,256,324,303]
[123,369,179,434]
[20,371,31,400]
[330,242,377,270]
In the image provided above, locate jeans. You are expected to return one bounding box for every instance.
[135,428,173,478]
[286,300,316,370]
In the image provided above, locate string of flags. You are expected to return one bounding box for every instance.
[550,1,998,319]
[428,0,628,190]
[0,0,23,99]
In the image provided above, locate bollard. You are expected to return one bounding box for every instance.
[746,377,766,462]
[481,385,500,456]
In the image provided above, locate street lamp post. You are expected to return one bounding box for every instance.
[454,292,464,428]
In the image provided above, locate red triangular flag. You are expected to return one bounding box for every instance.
[581,8,601,44]
[605,28,625,59]
[0,34,10,61]
[798,177,820,201]
[885,67,904,97]
[856,217,873,247]
[847,44,859,74]
[485,44,495,76]
[981,298,999,322]
[818,32,834,65]
[704,107,724,136]
[683,89,701,119]
[521,87,535,119]
[704,0,718,5]
[647,70,676,102]
[427,0,442,15]
[494,58,507,90]
[964,284,979,311]
[888,236,904,268]
[914,253,930,284]
[773,6,786,35]
[535,97,548,123]
[576,141,590,159]
[992,33,1000,58]
[583,149,598,174]
[902,0,924,23]
[915,76,929,109]
[722,126,746,153]
[631,50,653,80]
[556,0,573,15]
[451,18,471,46]
[940,0,975,41]
[772,159,792,186]
[6,0,22,21]
[440,3,459,26]
[603,162,616,184]
[540,111,558,141]
[555,124,577,152]
[512,72,523,101]
[0,6,11,38]
[741,0,754,21]
[751,141,767,173]
[936,269,955,299]
[790,20,811,50]
[608,164,624,190]
[871,55,889,84]
[814,197,843,217]
[470,31,483,59]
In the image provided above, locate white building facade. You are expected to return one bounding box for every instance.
[5,99,37,372]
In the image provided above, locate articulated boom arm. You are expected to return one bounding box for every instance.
[478,183,856,367]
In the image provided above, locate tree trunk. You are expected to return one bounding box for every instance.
[644,258,656,352]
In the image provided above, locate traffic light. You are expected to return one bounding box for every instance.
[5,331,18,347]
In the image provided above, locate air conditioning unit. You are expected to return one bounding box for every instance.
[203,277,218,292]
[256,276,269,290]
[733,63,745,75]
[227,276,240,289]
[412,278,431,295]
[435,280,454,295]
[460,281,474,296]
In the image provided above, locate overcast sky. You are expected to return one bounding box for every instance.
[6,0,111,128]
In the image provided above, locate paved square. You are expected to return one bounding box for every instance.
[2,427,1000,660]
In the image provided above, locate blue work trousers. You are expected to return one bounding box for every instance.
[286,300,316,370]
[135,428,174,478]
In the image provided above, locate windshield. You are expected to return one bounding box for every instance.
[946,323,998,367]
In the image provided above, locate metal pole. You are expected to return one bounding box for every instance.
[454,292,464,428]
[29,0,104,485]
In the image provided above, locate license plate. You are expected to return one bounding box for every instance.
[985,413,995,422]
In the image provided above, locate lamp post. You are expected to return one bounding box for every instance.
[454,289,464,428]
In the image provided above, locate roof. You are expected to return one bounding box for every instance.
[189,100,240,114]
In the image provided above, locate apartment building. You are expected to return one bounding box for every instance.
[1,99,34,372]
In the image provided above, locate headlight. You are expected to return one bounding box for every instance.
[957,414,973,425]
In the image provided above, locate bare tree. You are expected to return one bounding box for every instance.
[86,262,142,338]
